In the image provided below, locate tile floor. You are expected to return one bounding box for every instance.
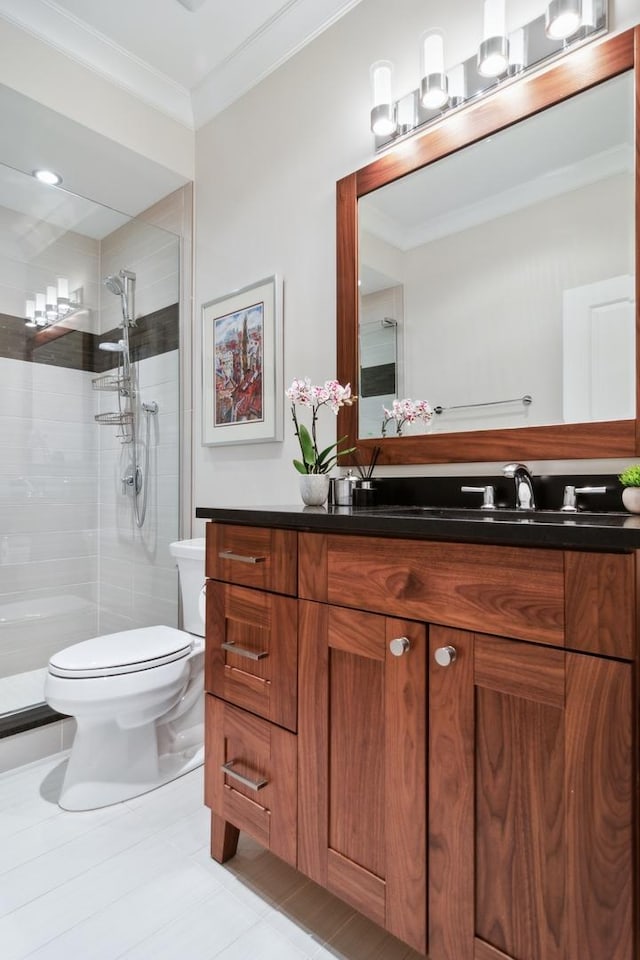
[0,754,423,960]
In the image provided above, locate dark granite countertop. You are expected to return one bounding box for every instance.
[195,503,640,552]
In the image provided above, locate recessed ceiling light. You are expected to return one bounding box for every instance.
[33,169,62,186]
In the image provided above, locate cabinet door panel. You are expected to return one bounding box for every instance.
[299,601,427,954]
[429,626,633,960]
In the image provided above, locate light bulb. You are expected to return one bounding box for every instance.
[421,31,448,110]
[545,0,582,40]
[370,61,396,136]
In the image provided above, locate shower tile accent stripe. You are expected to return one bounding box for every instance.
[0,304,178,371]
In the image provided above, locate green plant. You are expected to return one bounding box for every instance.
[618,465,640,487]
[286,378,356,474]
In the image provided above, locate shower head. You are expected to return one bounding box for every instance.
[104,275,125,297]
[103,269,136,326]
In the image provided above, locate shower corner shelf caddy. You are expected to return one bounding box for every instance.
[92,373,135,431]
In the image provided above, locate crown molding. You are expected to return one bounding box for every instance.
[0,0,194,127]
[0,0,363,131]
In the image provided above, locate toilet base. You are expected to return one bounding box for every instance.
[58,716,204,811]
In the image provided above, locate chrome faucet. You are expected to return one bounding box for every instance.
[502,462,536,510]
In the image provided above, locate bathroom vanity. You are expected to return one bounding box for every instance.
[198,504,636,960]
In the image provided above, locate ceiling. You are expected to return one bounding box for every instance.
[0,0,364,129]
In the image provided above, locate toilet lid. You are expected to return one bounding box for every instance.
[48,626,194,679]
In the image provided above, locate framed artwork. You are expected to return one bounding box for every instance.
[202,275,283,445]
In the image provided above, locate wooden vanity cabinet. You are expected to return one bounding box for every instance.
[204,521,636,960]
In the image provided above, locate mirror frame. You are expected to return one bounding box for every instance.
[337,28,639,465]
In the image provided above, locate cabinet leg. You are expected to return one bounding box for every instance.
[210,812,240,863]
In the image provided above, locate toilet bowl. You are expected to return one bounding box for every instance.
[44,538,206,811]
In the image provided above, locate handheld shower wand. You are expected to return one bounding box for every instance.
[103,269,136,326]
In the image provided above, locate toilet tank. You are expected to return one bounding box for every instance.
[169,538,206,637]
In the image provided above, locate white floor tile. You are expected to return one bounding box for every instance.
[214,918,313,960]
[0,754,422,960]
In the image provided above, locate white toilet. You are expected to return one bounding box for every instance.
[45,538,206,811]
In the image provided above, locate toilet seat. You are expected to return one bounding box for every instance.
[48,626,193,679]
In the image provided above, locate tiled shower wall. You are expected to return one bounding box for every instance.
[0,191,184,716]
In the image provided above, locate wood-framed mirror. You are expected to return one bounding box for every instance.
[337,28,639,466]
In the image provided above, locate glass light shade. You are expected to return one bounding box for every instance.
[25,299,35,321]
[370,60,396,136]
[545,0,582,39]
[57,277,69,300]
[483,0,506,40]
[478,0,509,77]
[35,293,45,315]
[422,31,445,75]
[46,285,57,308]
[420,31,448,110]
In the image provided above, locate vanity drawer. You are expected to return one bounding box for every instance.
[204,696,297,867]
[205,581,297,731]
[206,523,297,595]
[299,532,565,647]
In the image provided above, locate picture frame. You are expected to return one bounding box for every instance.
[202,275,283,446]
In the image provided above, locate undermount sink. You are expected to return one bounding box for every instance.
[375,506,628,526]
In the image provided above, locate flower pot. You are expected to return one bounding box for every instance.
[622,487,640,514]
[299,474,330,507]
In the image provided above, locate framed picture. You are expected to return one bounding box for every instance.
[202,275,283,445]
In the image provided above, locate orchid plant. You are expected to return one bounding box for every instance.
[381,398,433,437]
[286,378,356,474]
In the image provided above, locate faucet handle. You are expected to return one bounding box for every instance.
[461,484,495,510]
[561,484,607,513]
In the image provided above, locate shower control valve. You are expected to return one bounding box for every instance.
[121,473,136,495]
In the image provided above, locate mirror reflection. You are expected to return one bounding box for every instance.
[358,72,635,440]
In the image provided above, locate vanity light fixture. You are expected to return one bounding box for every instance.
[545,0,582,40]
[420,31,448,110]
[369,0,608,150]
[477,0,510,78]
[24,277,82,328]
[370,60,396,137]
[32,169,62,186]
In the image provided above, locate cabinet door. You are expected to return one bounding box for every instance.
[429,626,633,960]
[298,601,427,954]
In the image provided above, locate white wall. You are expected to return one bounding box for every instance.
[192,0,640,518]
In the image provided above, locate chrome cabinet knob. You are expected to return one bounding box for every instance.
[389,636,410,657]
[434,645,457,667]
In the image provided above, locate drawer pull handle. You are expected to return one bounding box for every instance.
[218,549,266,565]
[389,636,410,657]
[221,641,268,661]
[434,645,457,667]
[221,760,268,791]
